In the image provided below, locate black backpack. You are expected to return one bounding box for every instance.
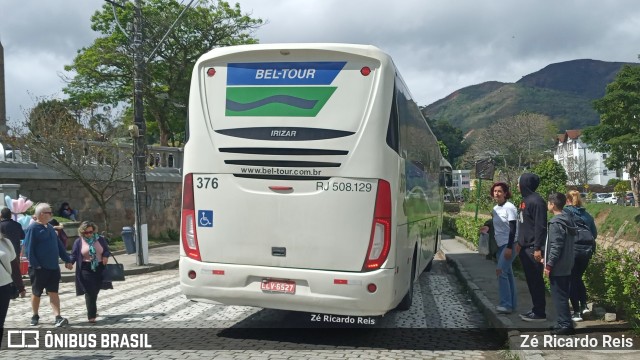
[573,216,596,258]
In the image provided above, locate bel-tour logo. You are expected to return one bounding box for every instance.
[225,61,345,117]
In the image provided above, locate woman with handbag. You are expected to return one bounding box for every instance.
[0,233,17,346]
[68,221,112,323]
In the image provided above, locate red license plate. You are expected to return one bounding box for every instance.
[260,279,296,294]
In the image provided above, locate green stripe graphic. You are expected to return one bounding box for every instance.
[226,87,337,117]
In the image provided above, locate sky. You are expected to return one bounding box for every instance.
[1,0,640,126]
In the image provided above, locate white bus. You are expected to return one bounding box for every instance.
[180,43,450,316]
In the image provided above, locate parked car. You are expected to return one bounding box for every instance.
[603,193,618,204]
[595,193,612,203]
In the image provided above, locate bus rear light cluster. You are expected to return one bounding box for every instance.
[362,180,391,271]
[181,173,202,261]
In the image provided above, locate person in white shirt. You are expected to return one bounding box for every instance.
[0,233,17,347]
[480,182,518,314]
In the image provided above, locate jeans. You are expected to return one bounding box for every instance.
[496,245,517,310]
[550,275,573,329]
[570,254,590,313]
[519,246,546,317]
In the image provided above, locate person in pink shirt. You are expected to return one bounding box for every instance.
[67,221,111,323]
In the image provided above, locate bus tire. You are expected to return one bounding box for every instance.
[425,257,433,272]
[425,232,440,273]
[396,249,416,311]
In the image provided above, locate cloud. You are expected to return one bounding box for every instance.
[2,0,640,124]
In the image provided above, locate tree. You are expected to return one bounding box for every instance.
[582,64,640,207]
[10,98,132,232]
[532,159,568,198]
[421,111,468,165]
[564,156,599,187]
[463,112,556,170]
[459,112,556,187]
[63,0,263,146]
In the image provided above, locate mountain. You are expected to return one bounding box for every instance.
[422,59,638,132]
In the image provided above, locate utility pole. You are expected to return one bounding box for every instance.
[106,0,196,265]
[132,0,148,265]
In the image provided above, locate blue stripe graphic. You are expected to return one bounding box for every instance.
[227,62,346,85]
[226,95,318,111]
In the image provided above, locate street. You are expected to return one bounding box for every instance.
[2,257,506,359]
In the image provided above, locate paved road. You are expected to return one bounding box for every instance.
[2,257,506,359]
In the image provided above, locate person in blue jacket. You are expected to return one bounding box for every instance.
[564,190,597,321]
[24,203,72,327]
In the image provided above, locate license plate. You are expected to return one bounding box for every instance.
[260,279,296,294]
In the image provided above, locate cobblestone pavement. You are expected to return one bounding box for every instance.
[2,258,507,359]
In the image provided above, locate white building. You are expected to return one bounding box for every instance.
[554,129,627,186]
[450,169,471,199]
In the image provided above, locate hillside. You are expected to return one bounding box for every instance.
[517,59,630,99]
[423,59,638,132]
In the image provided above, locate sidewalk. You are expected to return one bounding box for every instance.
[21,244,180,285]
[440,235,640,359]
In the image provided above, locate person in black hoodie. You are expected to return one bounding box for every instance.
[544,192,576,335]
[516,173,548,322]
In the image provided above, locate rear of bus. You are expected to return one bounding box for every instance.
[179,44,403,316]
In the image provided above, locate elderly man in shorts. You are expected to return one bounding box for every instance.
[24,203,73,327]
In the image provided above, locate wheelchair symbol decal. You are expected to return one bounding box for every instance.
[197,210,214,227]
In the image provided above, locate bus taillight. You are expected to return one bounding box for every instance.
[363,180,391,271]
[181,173,201,261]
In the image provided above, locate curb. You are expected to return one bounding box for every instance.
[22,260,179,286]
[21,244,179,286]
[442,236,544,360]
[58,259,179,283]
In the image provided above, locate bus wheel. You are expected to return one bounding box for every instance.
[425,234,439,273]
[425,257,434,272]
[396,249,416,311]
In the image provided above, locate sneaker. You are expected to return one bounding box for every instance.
[496,306,512,314]
[520,311,547,322]
[55,316,69,327]
[550,327,576,335]
[30,314,39,326]
[582,305,591,315]
[572,312,583,322]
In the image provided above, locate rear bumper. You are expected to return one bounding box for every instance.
[179,257,397,316]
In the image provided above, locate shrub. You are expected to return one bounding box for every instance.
[165,228,179,241]
[443,213,485,247]
[584,247,640,326]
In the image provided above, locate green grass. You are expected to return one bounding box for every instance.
[460,201,640,242]
[585,203,640,241]
[106,235,178,252]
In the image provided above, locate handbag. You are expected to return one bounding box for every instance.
[8,282,19,300]
[102,254,125,282]
[478,232,490,255]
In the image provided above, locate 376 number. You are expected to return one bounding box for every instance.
[196,177,218,189]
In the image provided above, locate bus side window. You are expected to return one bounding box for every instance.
[386,88,400,154]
